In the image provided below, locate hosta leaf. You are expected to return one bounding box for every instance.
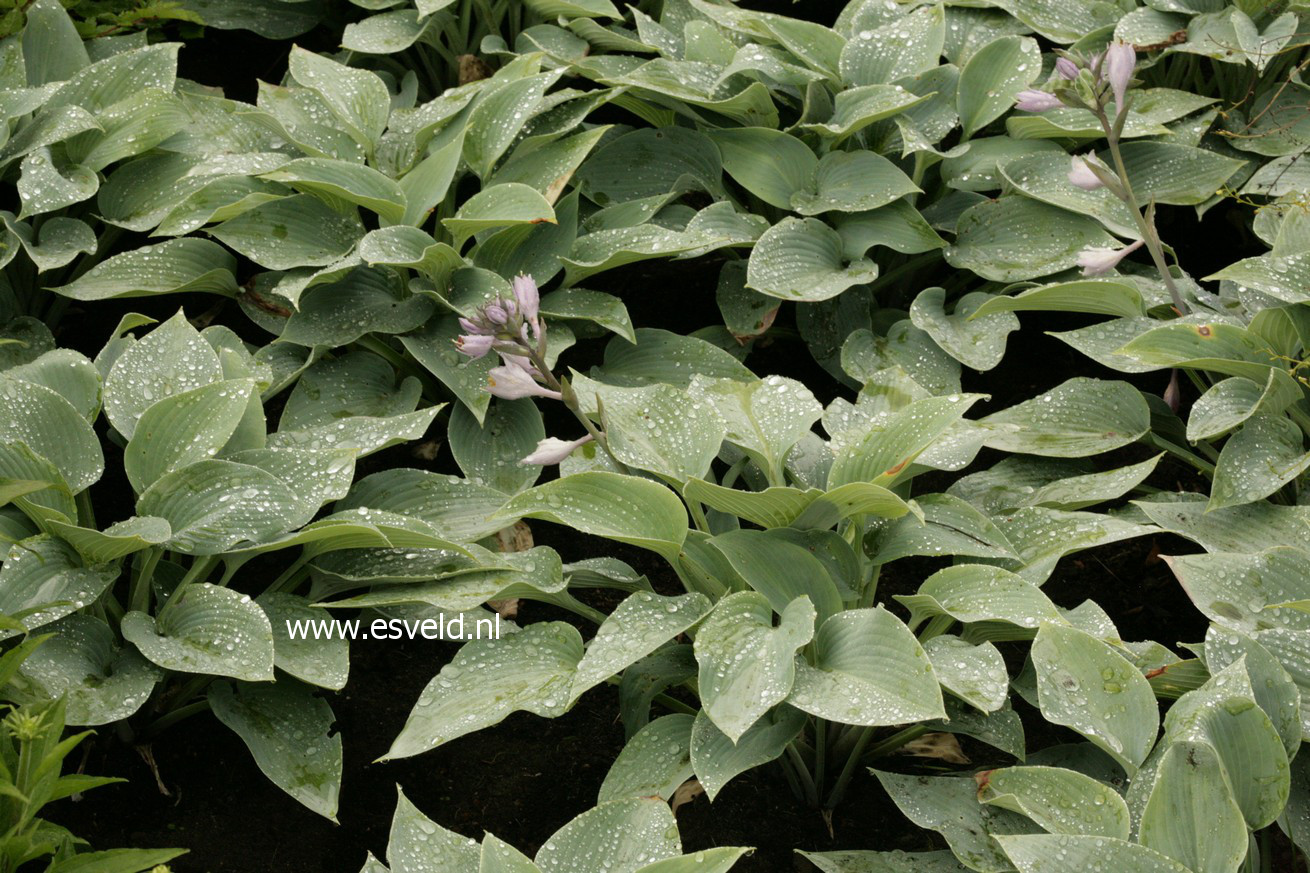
[1138,741,1248,873]
[400,317,494,422]
[910,288,1019,371]
[448,399,544,495]
[1188,370,1301,442]
[262,158,407,222]
[747,217,878,302]
[1031,624,1158,774]
[594,383,725,484]
[341,9,435,53]
[596,328,753,388]
[689,706,806,801]
[209,680,342,820]
[16,615,160,726]
[267,407,439,459]
[575,127,723,205]
[789,606,945,726]
[957,36,1041,138]
[1209,415,1310,510]
[123,379,254,493]
[45,517,172,564]
[384,622,583,759]
[999,153,1141,239]
[1164,660,1289,829]
[866,493,1016,565]
[924,635,1008,712]
[281,268,434,348]
[104,311,222,439]
[571,591,711,702]
[710,529,843,623]
[828,394,982,489]
[0,376,101,493]
[970,279,1145,319]
[492,127,610,205]
[791,151,920,216]
[799,83,930,143]
[494,472,689,562]
[977,766,1129,838]
[946,197,1117,282]
[0,536,118,638]
[463,74,553,180]
[4,348,100,421]
[258,592,349,690]
[799,850,972,873]
[696,593,814,741]
[877,772,1041,873]
[136,460,301,554]
[209,194,363,270]
[387,788,479,872]
[50,238,238,301]
[534,797,678,873]
[981,378,1150,457]
[287,47,389,146]
[838,4,944,86]
[597,714,694,803]
[896,564,1066,637]
[1203,625,1301,752]
[444,183,556,251]
[1116,322,1277,382]
[338,469,509,542]
[122,583,275,681]
[995,835,1194,873]
[1114,141,1245,206]
[710,127,815,211]
[359,226,465,287]
[538,288,634,342]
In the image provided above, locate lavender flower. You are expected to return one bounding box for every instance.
[1014,89,1064,112]
[512,274,541,333]
[1077,238,1144,276]
[1105,42,1136,110]
[1068,155,1105,191]
[487,358,562,401]
[520,434,594,466]
[455,333,495,358]
[1055,57,1080,80]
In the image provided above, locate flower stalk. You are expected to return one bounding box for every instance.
[455,274,630,472]
[1019,43,1190,314]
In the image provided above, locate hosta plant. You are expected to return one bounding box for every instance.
[361,788,749,873]
[0,310,583,820]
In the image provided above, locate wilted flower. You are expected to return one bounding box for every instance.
[1163,370,1182,413]
[1105,42,1136,110]
[487,358,562,401]
[520,434,594,466]
[1055,57,1080,80]
[1077,238,1144,276]
[1014,89,1064,112]
[1068,154,1105,191]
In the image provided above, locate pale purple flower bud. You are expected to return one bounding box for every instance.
[455,333,495,358]
[1068,155,1104,191]
[512,274,540,326]
[1055,57,1080,79]
[1105,42,1136,110]
[520,434,594,466]
[1014,89,1064,112]
[487,360,561,401]
[1077,238,1143,276]
[484,302,509,325]
[458,316,485,334]
[1163,370,1182,413]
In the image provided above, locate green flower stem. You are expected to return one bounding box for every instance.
[813,717,828,795]
[786,742,820,807]
[1146,433,1216,475]
[528,348,632,474]
[157,555,219,621]
[75,490,96,530]
[1095,105,1190,316]
[143,699,211,740]
[917,614,955,644]
[129,547,163,614]
[601,675,696,716]
[263,552,312,597]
